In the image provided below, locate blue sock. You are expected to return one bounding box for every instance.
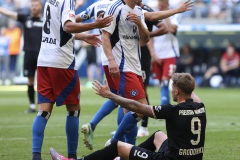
[117,107,124,126]
[32,113,49,153]
[161,80,170,105]
[90,100,117,131]
[66,112,79,156]
[113,112,139,141]
[124,125,138,145]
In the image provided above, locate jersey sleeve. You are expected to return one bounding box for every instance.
[102,6,118,35]
[61,0,76,29]
[141,10,148,29]
[78,3,95,21]
[17,13,27,24]
[152,105,173,119]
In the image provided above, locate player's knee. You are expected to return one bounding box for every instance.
[67,110,80,117]
[154,131,167,144]
[161,79,169,87]
[37,110,51,119]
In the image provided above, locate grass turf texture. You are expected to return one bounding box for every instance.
[0,85,239,159]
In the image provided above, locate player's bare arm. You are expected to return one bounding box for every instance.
[191,92,202,103]
[64,14,113,33]
[0,7,17,20]
[144,0,193,22]
[165,18,177,34]
[127,12,150,43]
[102,30,120,78]
[92,80,155,118]
[150,22,168,38]
[75,33,102,47]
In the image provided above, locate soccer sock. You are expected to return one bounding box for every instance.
[124,125,138,145]
[113,112,140,141]
[28,85,35,105]
[117,107,124,125]
[137,131,159,151]
[66,110,80,159]
[32,111,50,153]
[141,116,149,127]
[81,141,118,160]
[161,80,170,105]
[90,100,117,131]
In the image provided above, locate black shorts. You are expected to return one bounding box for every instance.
[140,46,151,86]
[86,46,97,65]
[23,52,38,77]
[129,140,168,160]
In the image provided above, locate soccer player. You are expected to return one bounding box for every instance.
[31,0,113,159]
[151,0,182,106]
[0,0,43,113]
[77,0,193,149]
[50,73,207,160]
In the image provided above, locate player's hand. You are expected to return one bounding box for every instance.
[92,80,111,98]
[127,12,141,26]
[94,13,113,28]
[152,54,162,65]
[83,34,102,47]
[176,0,193,13]
[108,59,120,78]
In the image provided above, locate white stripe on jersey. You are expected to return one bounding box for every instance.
[38,0,76,69]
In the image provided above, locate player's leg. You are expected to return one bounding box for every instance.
[32,67,54,160]
[113,73,147,144]
[24,52,38,113]
[53,68,80,159]
[81,66,118,150]
[161,58,176,105]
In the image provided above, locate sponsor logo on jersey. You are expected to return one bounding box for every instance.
[130,89,138,97]
[42,36,56,44]
[154,106,162,112]
[179,147,204,156]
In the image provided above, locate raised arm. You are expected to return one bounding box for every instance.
[92,80,155,118]
[0,7,17,20]
[191,92,202,103]
[144,0,192,22]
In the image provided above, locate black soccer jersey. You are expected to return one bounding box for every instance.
[140,4,159,69]
[18,14,43,53]
[152,99,206,160]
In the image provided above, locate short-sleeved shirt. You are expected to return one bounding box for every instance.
[37,0,77,70]
[151,99,206,160]
[153,13,181,59]
[221,52,240,67]
[17,14,43,53]
[78,0,115,66]
[103,0,148,76]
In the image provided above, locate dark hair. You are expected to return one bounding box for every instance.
[172,73,195,95]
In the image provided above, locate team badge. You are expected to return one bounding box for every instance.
[130,89,138,97]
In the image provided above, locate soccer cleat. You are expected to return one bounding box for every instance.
[81,123,93,150]
[137,126,149,137]
[49,148,74,160]
[25,108,36,113]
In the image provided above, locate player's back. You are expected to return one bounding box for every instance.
[38,0,76,69]
[165,99,206,160]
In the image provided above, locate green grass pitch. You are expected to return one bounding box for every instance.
[0,85,239,159]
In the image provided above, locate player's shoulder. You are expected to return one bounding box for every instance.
[141,4,154,12]
[107,0,124,15]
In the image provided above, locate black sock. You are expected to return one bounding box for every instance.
[83,141,118,160]
[32,152,41,160]
[68,154,77,159]
[141,116,149,127]
[28,85,35,104]
[138,131,160,151]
